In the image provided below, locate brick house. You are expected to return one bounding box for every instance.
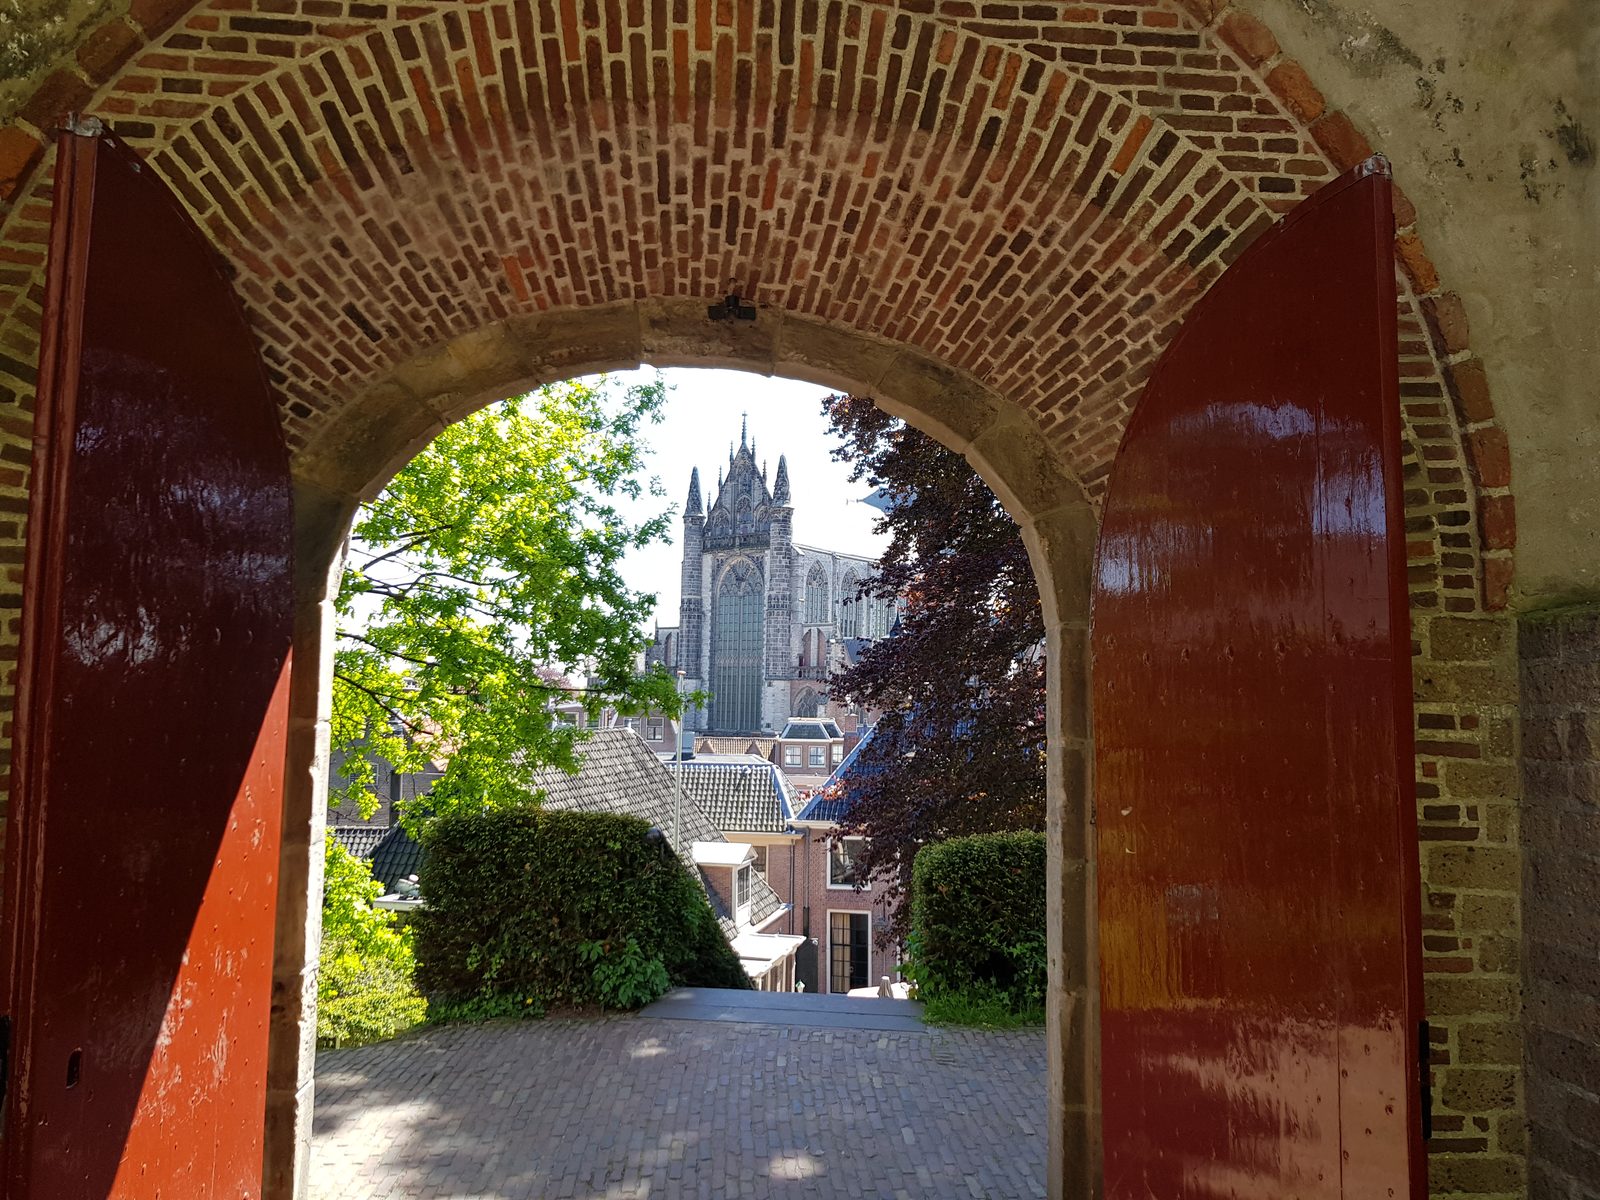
[673,745,894,995]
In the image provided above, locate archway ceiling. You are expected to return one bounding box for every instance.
[0,0,1381,495]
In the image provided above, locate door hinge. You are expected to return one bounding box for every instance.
[1418,1018,1432,1142]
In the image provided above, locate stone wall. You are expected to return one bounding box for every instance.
[1520,606,1600,1199]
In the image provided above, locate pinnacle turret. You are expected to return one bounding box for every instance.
[740,412,748,450]
[685,466,703,518]
[772,454,790,504]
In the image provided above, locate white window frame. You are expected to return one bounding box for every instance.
[735,863,752,924]
[808,745,825,767]
[827,836,867,889]
[646,716,664,742]
[826,908,871,995]
[783,745,801,766]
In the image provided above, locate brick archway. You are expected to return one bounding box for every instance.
[0,2,1526,1197]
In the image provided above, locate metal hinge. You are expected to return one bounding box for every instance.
[1418,1018,1433,1142]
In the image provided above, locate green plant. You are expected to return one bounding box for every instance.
[413,806,748,1013]
[317,836,427,1046]
[426,992,545,1025]
[579,938,671,1009]
[908,831,1046,1024]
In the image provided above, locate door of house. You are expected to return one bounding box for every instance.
[829,911,870,993]
[0,132,294,1199]
[1092,161,1426,1199]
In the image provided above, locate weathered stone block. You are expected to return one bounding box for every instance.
[1428,844,1521,889]
[1431,615,1510,662]
[1442,1068,1521,1114]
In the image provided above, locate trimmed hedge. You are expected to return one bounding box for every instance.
[413,805,748,1011]
[908,831,1047,1014]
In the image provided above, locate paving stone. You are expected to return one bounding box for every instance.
[311,1014,1045,1199]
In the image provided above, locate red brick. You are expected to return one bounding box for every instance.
[76,19,143,83]
[1218,11,1279,68]
[16,69,95,130]
[1423,292,1473,356]
[1395,230,1440,295]
[1484,557,1513,612]
[0,127,44,204]
[1448,358,1496,425]
[1392,183,1417,230]
[1264,61,1324,124]
[1309,109,1373,171]
[129,0,198,37]
[1466,427,1512,489]
[1480,494,1516,552]
[1172,0,1226,24]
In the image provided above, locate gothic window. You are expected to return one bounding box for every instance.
[804,563,828,623]
[711,559,764,732]
[794,688,820,718]
[712,511,730,539]
[839,569,858,638]
[735,495,753,536]
[663,632,676,668]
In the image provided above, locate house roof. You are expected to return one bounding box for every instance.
[778,718,842,740]
[533,729,786,934]
[671,755,800,835]
[330,825,388,861]
[794,724,879,826]
[694,735,777,759]
[370,824,425,891]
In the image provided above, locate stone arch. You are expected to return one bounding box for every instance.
[0,2,1533,1197]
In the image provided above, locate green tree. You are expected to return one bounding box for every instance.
[331,375,683,824]
[317,835,427,1046]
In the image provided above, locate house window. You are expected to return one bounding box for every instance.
[783,745,801,766]
[736,864,752,918]
[646,717,664,742]
[750,845,768,878]
[829,837,865,887]
[808,746,825,767]
[831,744,841,763]
[829,911,870,993]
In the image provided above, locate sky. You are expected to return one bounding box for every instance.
[601,367,889,632]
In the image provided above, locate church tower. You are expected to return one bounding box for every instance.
[763,454,795,730]
[677,467,705,700]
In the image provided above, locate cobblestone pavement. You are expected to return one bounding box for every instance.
[311,1014,1046,1199]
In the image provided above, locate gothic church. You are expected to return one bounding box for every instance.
[648,420,893,734]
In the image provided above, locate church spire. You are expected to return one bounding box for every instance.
[685,466,702,517]
[740,412,748,450]
[773,454,790,504]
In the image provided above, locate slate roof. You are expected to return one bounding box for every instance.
[533,730,787,935]
[370,824,425,891]
[778,718,842,740]
[795,724,879,826]
[331,824,388,861]
[671,755,800,835]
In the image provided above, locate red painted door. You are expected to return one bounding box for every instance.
[0,133,293,1198]
[1093,162,1424,1199]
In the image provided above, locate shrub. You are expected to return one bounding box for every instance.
[413,805,747,1011]
[907,831,1046,1022]
[318,836,427,1046]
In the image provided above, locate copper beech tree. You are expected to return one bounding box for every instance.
[821,395,1047,940]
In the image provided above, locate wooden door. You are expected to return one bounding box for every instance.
[1093,161,1426,1199]
[0,131,293,1199]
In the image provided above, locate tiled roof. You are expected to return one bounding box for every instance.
[672,756,800,835]
[331,824,388,861]
[795,724,878,826]
[694,735,776,759]
[533,730,786,934]
[370,824,425,891]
